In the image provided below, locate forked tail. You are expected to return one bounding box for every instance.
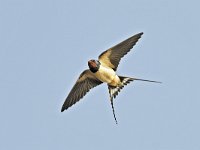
[108,76,161,124]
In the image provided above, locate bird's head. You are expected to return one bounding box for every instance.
[88,59,101,73]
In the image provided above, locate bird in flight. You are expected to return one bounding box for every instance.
[61,32,161,124]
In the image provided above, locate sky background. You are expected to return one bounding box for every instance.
[0,0,200,149]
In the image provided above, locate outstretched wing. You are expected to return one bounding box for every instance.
[98,32,143,71]
[61,69,102,112]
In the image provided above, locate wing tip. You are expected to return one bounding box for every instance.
[61,108,65,112]
[129,32,143,42]
[61,105,66,112]
[138,32,144,37]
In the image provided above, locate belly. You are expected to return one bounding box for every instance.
[95,65,120,86]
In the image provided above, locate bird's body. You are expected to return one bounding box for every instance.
[61,32,161,124]
[94,63,120,86]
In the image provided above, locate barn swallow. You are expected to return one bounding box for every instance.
[61,32,161,124]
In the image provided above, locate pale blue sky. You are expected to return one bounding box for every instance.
[0,0,200,149]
